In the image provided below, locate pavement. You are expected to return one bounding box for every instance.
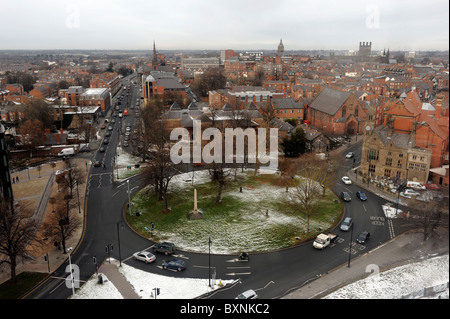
[2,134,448,299]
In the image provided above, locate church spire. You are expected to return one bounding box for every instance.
[277,39,284,56]
[152,40,158,71]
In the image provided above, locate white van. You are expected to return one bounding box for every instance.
[407,181,426,190]
[57,148,75,157]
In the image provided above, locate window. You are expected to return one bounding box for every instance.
[342,106,347,118]
[385,158,392,166]
[355,107,358,117]
[368,149,379,161]
[369,164,376,174]
[397,160,402,168]
[384,169,391,177]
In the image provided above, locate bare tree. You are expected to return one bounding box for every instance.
[42,190,82,254]
[413,201,446,241]
[0,199,41,282]
[289,155,334,234]
[141,106,176,213]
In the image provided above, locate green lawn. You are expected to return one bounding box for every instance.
[0,272,48,299]
[126,169,343,254]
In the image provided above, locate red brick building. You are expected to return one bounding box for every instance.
[306,87,366,136]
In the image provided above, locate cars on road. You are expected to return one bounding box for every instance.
[340,217,353,231]
[356,191,367,201]
[133,251,156,263]
[93,160,101,167]
[345,152,354,159]
[235,289,258,299]
[161,259,186,271]
[99,147,106,152]
[340,191,351,202]
[356,231,370,244]
[153,242,175,255]
[342,176,352,185]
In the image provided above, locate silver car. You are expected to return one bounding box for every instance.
[340,217,353,231]
[133,251,156,263]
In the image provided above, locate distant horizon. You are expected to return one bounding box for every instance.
[0,0,447,53]
[0,47,448,53]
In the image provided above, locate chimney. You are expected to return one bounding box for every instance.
[435,96,443,119]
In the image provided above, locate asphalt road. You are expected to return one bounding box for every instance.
[25,88,406,299]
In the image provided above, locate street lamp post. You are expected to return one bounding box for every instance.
[117,221,123,266]
[67,247,75,296]
[127,179,132,216]
[208,236,212,287]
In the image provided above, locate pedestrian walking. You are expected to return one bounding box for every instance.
[16,176,19,183]
[103,163,106,169]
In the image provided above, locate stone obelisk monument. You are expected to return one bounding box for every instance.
[189,188,203,219]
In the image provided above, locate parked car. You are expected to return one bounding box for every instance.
[94,160,101,167]
[345,152,354,159]
[235,289,258,299]
[356,231,370,244]
[401,189,420,197]
[100,125,106,129]
[340,217,353,231]
[103,138,109,144]
[105,131,111,137]
[107,126,113,131]
[342,176,352,185]
[99,147,106,153]
[340,191,351,202]
[425,183,441,190]
[162,259,186,271]
[356,191,367,201]
[133,251,156,263]
[153,242,175,255]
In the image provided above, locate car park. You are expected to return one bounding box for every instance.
[345,152,354,159]
[133,251,156,264]
[341,176,352,185]
[340,191,351,202]
[235,289,258,299]
[162,259,186,271]
[356,191,367,201]
[356,231,370,244]
[340,217,353,231]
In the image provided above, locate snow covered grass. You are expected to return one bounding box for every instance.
[323,254,449,299]
[71,259,234,299]
[127,169,342,254]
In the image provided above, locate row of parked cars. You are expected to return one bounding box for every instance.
[132,242,187,271]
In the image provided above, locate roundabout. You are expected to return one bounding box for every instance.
[125,168,343,254]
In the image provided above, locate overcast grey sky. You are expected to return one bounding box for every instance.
[1,0,448,51]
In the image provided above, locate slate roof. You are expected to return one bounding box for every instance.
[309,87,352,115]
[271,98,303,109]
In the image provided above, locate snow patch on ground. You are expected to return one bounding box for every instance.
[323,254,449,299]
